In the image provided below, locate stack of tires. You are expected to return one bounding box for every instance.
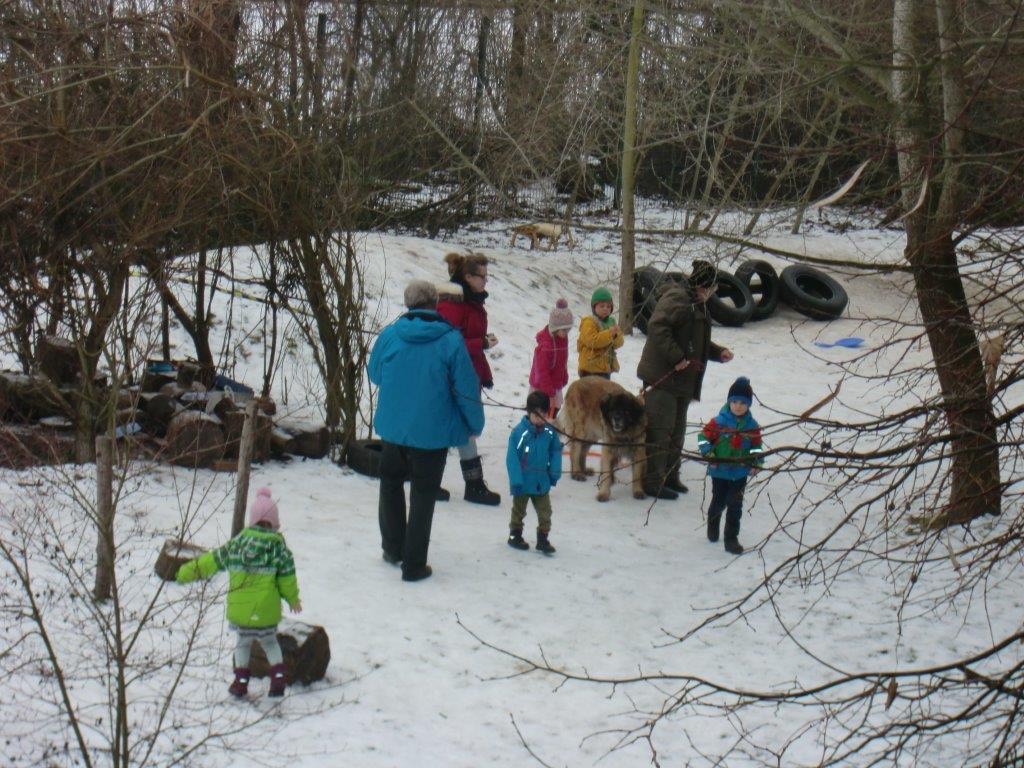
[633,261,848,331]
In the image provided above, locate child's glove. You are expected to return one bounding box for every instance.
[511,485,524,497]
[290,599,303,614]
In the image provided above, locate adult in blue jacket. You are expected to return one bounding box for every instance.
[368,280,485,582]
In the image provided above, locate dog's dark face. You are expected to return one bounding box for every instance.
[600,392,645,435]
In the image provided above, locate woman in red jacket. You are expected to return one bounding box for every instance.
[436,251,502,506]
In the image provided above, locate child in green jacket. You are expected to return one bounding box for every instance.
[177,487,302,698]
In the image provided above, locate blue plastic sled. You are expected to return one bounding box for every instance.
[813,337,865,349]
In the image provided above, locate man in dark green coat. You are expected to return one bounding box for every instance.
[636,261,733,499]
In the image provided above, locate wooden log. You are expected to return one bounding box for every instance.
[176,360,202,388]
[36,335,80,385]
[165,411,225,468]
[210,392,237,421]
[153,538,207,582]
[223,410,272,460]
[255,395,277,416]
[138,392,179,436]
[0,425,77,468]
[249,620,331,685]
[116,388,137,410]
[141,370,176,393]
[0,371,69,421]
[159,382,186,399]
[269,426,294,457]
[276,422,330,459]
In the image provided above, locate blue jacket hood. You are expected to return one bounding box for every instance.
[395,310,459,344]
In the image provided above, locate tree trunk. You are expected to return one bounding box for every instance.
[618,0,645,333]
[467,10,491,218]
[892,0,1000,525]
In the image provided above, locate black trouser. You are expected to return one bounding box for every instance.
[708,476,747,540]
[578,371,611,379]
[378,442,448,572]
[643,387,689,490]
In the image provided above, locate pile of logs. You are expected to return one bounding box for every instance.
[0,336,331,469]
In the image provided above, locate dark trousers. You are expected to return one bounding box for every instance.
[708,477,747,540]
[643,388,689,490]
[578,371,611,380]
[378,442,447,572]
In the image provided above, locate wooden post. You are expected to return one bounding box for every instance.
[93,435,114,601]
[231,400,258,536]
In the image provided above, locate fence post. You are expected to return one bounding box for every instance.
[231,400,258,537]
[93,435,114,601]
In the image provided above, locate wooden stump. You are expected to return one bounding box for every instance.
[36,335,80,385]
[141,370,176,393]
[249,620,331,685]
[0,425,77,468]
[176,361,203,388]
[274,422,331,459]
[154,538,207,581]
[223,410,272,460]
[0,371,69,421]
[138,392,179,436]
[255,395,277,416]
[165,411,225,468]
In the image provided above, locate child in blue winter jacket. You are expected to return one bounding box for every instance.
[506,391,563,554]
[696,377,765,555]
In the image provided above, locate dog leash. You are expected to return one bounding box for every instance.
[638,359,703,397]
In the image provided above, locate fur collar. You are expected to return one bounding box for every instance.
[439,279,487,304]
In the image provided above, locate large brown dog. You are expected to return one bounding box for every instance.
[559,377,646,502]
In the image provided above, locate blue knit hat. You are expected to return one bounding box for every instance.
[728,377,754,406]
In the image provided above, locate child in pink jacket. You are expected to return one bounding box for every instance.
[529,298,574,418]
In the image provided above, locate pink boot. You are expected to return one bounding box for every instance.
[268,663,288,697]
[228,668,250,698]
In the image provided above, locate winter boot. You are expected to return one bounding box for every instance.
[268,663,288,697]
[435,486,451,502]
[507,527,530,550]
[724,538,745,555]
[706,513,721,543]
[664,476,689,494]
[644,484,678,501]
[228,668,250,698]
[535,529,556,555]
[461,457,501,506]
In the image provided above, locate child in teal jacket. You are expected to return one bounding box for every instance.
[505,391,563,554]
[177,487,302,698]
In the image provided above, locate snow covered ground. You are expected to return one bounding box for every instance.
[1,204,1021,767]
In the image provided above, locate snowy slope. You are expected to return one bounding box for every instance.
[1,206,1020,767]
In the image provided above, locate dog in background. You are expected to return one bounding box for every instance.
[559,377,646,502]
[510,222,575,251]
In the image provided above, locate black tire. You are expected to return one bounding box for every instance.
[707,269,755,327]
[633,267,685,334]
[734,260,780,321]
[345,438,385,477]
[779,265,849,320]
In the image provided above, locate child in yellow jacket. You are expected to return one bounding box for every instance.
[577,286,624,378]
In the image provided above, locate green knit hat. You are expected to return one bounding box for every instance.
[591,286,614,307]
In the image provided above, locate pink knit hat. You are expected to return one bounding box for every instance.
[249,487,280,530]
[548,297,574,332]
